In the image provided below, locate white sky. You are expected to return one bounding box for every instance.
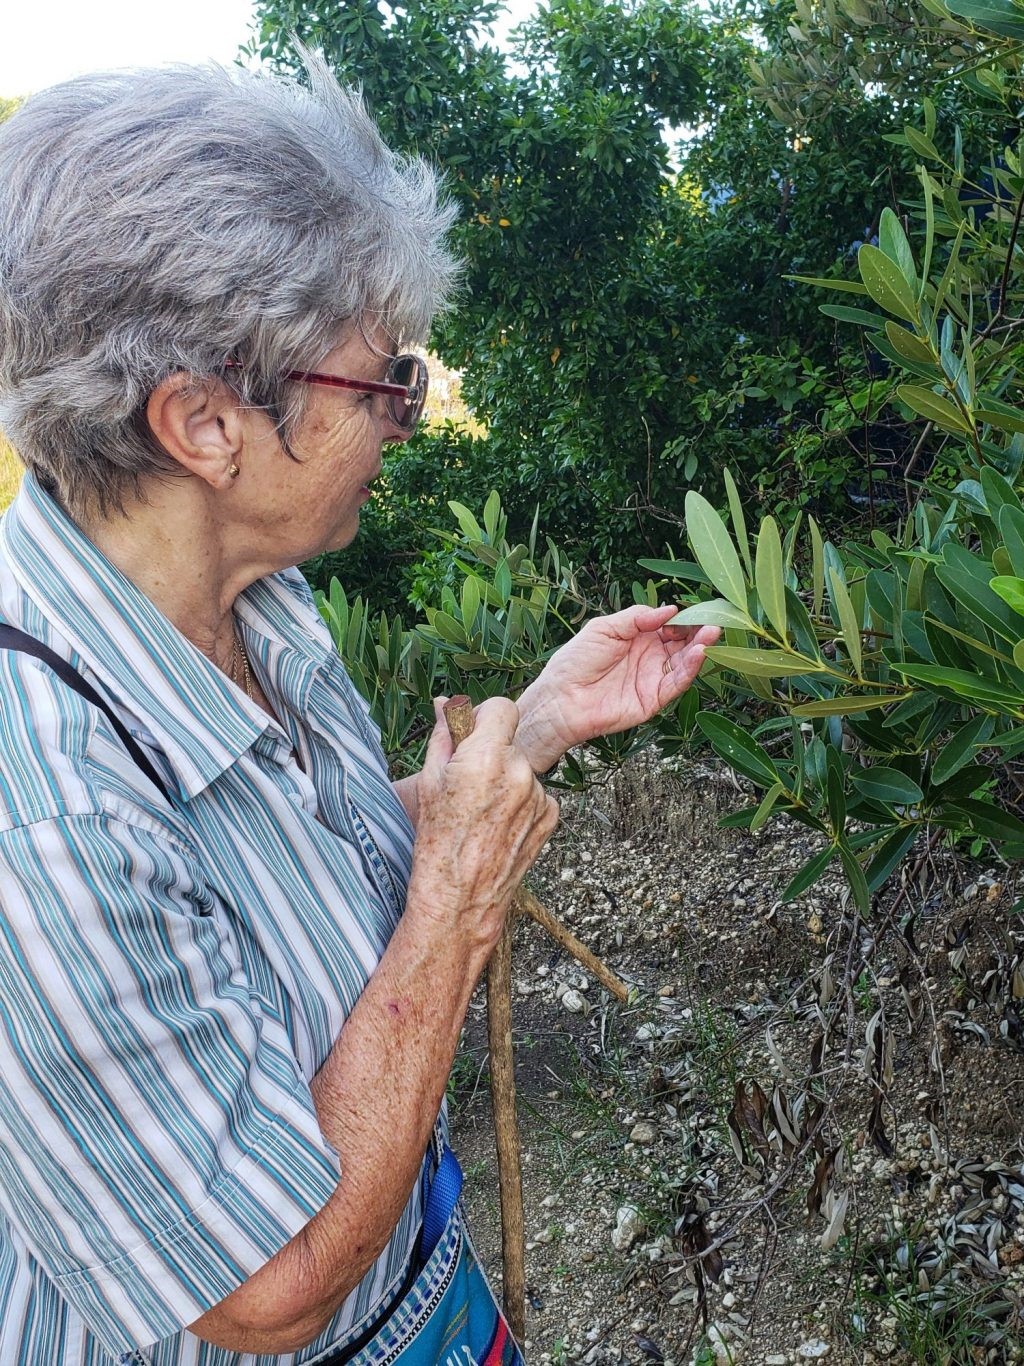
[0,0,536,98]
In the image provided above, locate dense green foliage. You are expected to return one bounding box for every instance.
[252,0,1024,907]
[251,0,946,584]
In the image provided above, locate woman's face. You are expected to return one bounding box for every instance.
[246,326,413,562]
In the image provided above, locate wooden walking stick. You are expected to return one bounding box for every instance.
[442,696,630,1348]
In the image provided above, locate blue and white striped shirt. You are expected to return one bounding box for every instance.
[0,473,422,1365]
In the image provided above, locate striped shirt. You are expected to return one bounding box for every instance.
[0,472,422,1365]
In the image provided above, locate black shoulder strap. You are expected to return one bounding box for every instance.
[0,625,172,802]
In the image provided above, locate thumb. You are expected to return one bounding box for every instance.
[422,696,455,777]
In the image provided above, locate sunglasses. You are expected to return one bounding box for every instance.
[225,353,428,432]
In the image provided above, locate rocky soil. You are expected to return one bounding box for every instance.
[448,754,1024,1366]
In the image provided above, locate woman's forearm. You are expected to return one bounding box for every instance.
[188,891,489,1353]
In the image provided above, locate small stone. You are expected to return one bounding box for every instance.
[722,1292,736,1309]
[533,1225,554,1245]
[766,1357,787,1365]
[798,1340,831,1360]
[541,1193,560,1208]
[611,1204,644,1251]
[562,988,586,1014]
[560,867,576,883]
[630,1121,656,1144]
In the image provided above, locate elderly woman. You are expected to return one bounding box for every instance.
[0,58,717,1366]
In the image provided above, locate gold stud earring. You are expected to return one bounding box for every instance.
[228,463,240,479]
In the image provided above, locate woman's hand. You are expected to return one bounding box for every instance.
[516,604,721,773]
[406,696,559,956]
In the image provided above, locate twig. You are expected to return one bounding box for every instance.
[444,697,526,1343]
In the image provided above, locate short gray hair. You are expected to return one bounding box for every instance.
[0,56,459,520]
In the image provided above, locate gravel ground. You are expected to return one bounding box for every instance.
[448,754,1024,1366]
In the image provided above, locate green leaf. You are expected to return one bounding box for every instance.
[809,517,825,617]
[896,663,1024,714]
[827,566,863,677]
[858,243,919,323]
[494,556,512,606]
[637,558,709,584]
[1015,640,1024,670]
[461,574,482,631]
[789,694,902,717]
[482,489,501,541]
[837,841,871,913]
[990,575,1024,616]
[781,845,836,902]
[976,406,1024,434]
[684,491,748,609]
[946,797,1024,842]
[818,304,886,328]
[865,826,919,892]
[932,713,996,785]
[705,646,825,678]
[980,465,1023,516]
[695,712,780,788]
[669,599,754,630]
[448,500,483,541]
[724,469,753,580]
[851,767,924,805]
[754,516,787,641]
[826,749,846,832]
[884,321,934,365]
[785,274,869,295]
[897,385,972,434]
[945,0,1024,40]
[750,781,786,832]
[904,126,942,161]
[999,506,1024,578]
[879,207,917,287]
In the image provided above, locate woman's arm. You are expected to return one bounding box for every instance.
[189,698,558,1354]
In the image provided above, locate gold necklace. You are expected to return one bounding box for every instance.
[228,631,254,701]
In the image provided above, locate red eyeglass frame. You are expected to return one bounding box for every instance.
[223,354,428,430]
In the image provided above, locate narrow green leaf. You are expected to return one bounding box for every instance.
[884,321,934,365]
[785,274,869,295]
[837,841,871,913]
[947,797,1024,842]
[750,781,785,832]
[818,304,886,328]
[1015,640,1024,670]
[755,517,788,640]
[879,207,917,287]
[897,385,972,434]
[637,558,709,584]
[723,469,753,580]
[482,489,501,541]
[448,500,483,541]
[809,517,825,617]
[858,243,919,323]
[684,491,748,609]
[851,767,924,805]
[461,575,481,632]
[695,712,780,788]
[828,566,864,677]
[705,646,825,678]
[494,557,512,606]
[904,126,941,161]
[896,662,1024,714]
[865,826,919,892]
[999,506,1024,578]
[669,599,754,631]
[932,713,996,785]
[976,407,1024,434]
[789,694,902,717]
[781,845,836,902]
[826,750,847,832]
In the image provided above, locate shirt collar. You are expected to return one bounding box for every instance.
[1,472,327,801]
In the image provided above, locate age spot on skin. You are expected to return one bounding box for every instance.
[387,1001,401,1016]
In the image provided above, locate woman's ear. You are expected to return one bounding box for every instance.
[144,374,246,488]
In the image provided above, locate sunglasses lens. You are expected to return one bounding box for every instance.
[387,354,426,429]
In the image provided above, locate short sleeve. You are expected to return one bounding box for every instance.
[0,812,341,1356]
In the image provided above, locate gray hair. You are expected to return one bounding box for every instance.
[0,55,459,520]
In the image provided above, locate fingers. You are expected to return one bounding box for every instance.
[465,694,520,746]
